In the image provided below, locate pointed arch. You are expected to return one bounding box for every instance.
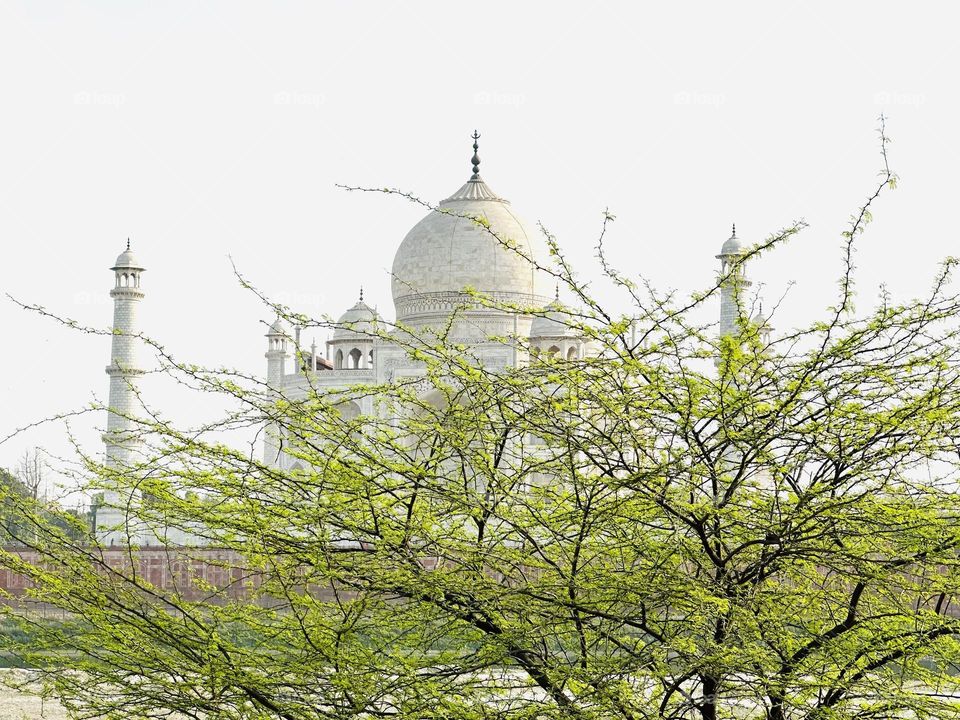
[348,348,363,369]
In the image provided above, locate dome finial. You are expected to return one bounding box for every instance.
[126,237,130,250]
[731,223,736,238]
[470,130,481,179]
[359,286,364,302]
[555,283,560,301]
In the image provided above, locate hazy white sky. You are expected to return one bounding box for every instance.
[1,1,958,484]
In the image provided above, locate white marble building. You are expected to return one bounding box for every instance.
[96,134,758,533]
[260,134,594,470]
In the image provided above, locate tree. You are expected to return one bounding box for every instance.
[15,448,45,501]
[0,454,86,547]
[4,120,960,719]
[0,466,35,546]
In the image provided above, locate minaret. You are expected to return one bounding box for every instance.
[264,318,290,466]
[716,223,751,339]
[98,240,146,545]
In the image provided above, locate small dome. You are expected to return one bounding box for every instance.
[332,300,381,340]
[530,300,580,339]
[718,224,743,257]
[112,242,144,270]
[720,236,743,255]
[266,317,289,337]
[751,309,772,331]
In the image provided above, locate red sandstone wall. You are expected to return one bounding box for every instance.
[0,546,262,602]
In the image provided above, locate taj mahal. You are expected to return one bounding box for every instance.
[95,133,756,543]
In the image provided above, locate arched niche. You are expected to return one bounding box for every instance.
[334,400,362,422]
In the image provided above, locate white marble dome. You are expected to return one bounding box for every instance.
[530,300,579,339]
[718,225,743,256]
[332,299,380,340]
[112,241,144,270]
[391,169,548,327]
[750,307,773,331]
[266,317,289,337]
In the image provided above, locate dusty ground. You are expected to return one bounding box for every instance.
[0,672,67,719]
[0,691,66,719]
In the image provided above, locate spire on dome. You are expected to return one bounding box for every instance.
[126,238,131,251]
[731,223,736,238]
[471,130,481,179]
[442,130,506,203]
[359,286,364,302]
